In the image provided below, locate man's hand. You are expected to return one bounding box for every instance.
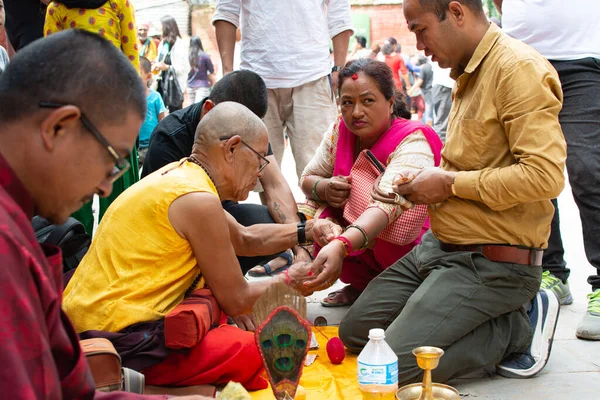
[286,261,315,296]
[332,71,340,96]
[303,240,346,292]
[393,167,456,205]
[310,219,343,247]
[324,175,352,208]
[232,314,257,332]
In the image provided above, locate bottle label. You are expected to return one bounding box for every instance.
[358,361,399,385]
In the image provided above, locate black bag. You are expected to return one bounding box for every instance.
[32,216,91,273]
[160,66,184,111]
[156,45,183,111]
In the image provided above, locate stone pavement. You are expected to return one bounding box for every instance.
[246,146,600,399]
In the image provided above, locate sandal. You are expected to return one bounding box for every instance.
[321,285,361,307]
[247,251,293,277]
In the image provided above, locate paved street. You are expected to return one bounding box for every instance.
[247,146,600,399]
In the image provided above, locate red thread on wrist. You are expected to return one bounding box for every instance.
[333,236,352,256]
[283,269,292,285]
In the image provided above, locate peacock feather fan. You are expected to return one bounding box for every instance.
[254,282,311,400]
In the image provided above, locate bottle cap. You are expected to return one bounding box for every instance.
[368,328,385,340]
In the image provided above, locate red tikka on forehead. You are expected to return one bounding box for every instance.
[351,73,359,80]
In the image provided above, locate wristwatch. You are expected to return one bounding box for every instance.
[331,65,343,73]
[296,212,312,245]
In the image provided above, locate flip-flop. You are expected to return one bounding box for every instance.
[321,285,361,307]
[247,251,293,277]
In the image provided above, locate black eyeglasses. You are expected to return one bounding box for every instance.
[39,102,131,183]
[219,135,270,173]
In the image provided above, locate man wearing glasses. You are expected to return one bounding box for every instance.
[142,70,314,278]
[0,30,213,399]
[62,102,324,391]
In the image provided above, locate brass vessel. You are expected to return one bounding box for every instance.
[396,347,460,400]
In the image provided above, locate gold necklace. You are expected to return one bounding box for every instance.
[187,156,221,198]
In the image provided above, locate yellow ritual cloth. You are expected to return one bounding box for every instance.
[251,326,364,399]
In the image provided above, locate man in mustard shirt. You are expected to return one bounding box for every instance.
[318,0,566,385]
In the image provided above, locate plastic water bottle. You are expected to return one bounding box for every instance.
[357,328,399,400]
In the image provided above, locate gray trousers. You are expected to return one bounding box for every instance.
[339,232,541,386]
[432,85,453,142]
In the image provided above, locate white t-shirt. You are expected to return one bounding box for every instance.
[212,0,353,89]
[502,0,600,60]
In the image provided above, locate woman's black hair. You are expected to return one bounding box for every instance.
[160,16,181,47]
[189,36,204,69]
[338,58,411,120]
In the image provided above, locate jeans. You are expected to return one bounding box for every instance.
[544,58,600,291]
[221,201,286,275]
[340,232,540,385]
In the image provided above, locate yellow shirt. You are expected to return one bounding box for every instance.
[63,161,218,333]
[140,38,158,62]
[44,0,140,72]
[430,23,566,248]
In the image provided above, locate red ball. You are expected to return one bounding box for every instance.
[326,337,346,364]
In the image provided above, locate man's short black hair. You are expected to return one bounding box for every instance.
[419,0,485,21]
[0,29,146,125]
[209,70,268,119]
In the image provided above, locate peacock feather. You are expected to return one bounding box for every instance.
[254,283,311,400]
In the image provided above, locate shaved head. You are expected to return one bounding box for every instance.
[194,101,267,148]
[191,102,269,202]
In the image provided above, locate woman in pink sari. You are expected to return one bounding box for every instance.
[300,59,443,306]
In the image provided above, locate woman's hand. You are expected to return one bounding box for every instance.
[153,61,168,72]
[303,240,346,292]
[324,175,352,208]
[310,219,343,247]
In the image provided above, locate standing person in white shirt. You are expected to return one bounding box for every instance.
[431,61,454,142]
[496,0,600,340]
[212,0,353,181]
[154,16,190,112]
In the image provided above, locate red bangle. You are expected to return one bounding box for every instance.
[283,269,292,285]
[333,236,352,256]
